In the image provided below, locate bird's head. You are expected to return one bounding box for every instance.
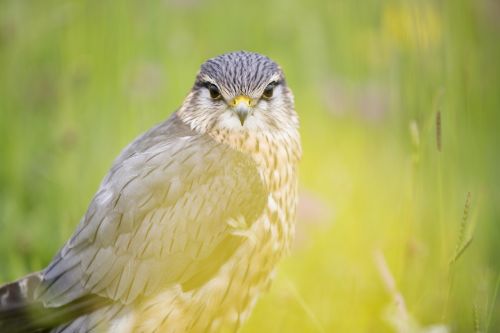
[178,51,298,135]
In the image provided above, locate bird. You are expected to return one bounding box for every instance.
[0,51,301,333]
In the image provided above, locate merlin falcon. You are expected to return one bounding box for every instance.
[0,51,301,332]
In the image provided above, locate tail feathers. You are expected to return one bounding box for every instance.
[0,273,111,333]
[0,272,50,332]
[0,272,42,310]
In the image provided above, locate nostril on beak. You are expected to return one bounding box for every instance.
[231,96,252,126]
[232,96,252,107]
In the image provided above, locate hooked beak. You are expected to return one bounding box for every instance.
[231,96,253,126]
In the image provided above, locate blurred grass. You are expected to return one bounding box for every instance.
[0,0,499,332]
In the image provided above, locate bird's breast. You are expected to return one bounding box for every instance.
[124,129,301,333]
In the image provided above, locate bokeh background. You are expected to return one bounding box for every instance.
[1,0,499,332]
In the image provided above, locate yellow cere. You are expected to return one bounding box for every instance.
[232,96,252,107]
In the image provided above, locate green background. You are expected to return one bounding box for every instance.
[1,0,499,331]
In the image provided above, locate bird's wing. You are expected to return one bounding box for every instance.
[37,115,267,308]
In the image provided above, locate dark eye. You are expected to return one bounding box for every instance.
[263,82,277,99]
[207,83,221,99]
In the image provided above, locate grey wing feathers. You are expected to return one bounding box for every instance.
[37,114,267,309]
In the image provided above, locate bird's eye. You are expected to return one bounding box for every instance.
[262,82,277,99]
[207,83,222,100]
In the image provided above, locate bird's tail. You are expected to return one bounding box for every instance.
[0,272,113,333]
[0,272,54,332]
